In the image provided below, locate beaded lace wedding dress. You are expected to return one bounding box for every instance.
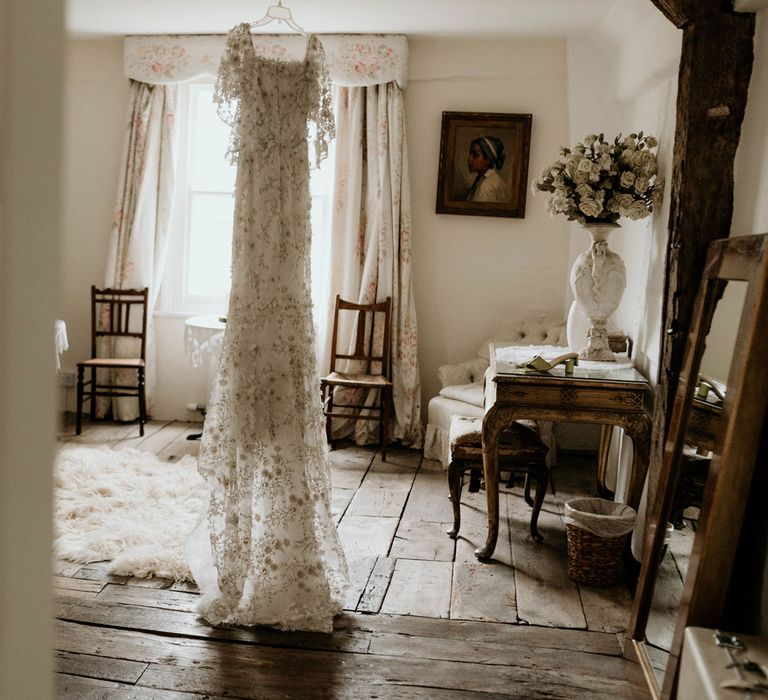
[186,24,348,633]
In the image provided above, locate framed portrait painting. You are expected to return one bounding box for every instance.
[435,111,532,218]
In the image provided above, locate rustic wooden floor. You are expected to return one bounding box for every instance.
[54,416,652,699]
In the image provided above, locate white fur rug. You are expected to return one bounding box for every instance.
[54,445,205,582]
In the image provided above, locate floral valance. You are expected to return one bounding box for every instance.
[124,34,408,88]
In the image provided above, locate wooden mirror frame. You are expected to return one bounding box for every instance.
[627,233,768,699]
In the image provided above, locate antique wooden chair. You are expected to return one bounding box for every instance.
[320,296,393,461]
[76,286,149,436]
[446,415,549,542]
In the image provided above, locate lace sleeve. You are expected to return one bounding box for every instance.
[214,23,252,164]
[306,35,335,169]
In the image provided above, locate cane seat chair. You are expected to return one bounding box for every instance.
[76,286,149,436]
[320,296,393,461]
[447,415,549,542]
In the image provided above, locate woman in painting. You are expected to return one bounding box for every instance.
[466,136,507,202]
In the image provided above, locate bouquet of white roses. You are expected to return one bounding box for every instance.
[532,132,663,224]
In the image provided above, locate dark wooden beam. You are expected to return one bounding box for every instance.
[649,0,691,28]
[649,6,755,509]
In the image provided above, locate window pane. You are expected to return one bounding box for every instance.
[190,84,236,192]
[186,192,233,299]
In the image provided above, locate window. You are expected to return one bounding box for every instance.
[162,82,335,317]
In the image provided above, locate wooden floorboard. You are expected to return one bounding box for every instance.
[509,499,586,629]
[343,555,378,611]
[358,556,396,614]
[57,673,217,699]
[380,559,453,618]
[53,417,650,699]
[55,614,636,699]
[336,612,622,655]
[133,420,195,456]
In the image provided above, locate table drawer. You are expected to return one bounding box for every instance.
[495,383,646,411]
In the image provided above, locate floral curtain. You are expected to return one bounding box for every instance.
[326,83,422,448]
[100,80,177,419]
[124,34,409,89]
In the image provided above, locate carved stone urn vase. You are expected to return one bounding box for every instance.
[568,222,626,361]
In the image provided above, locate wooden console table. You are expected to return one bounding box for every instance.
[686,396,722,452]
[476,344,653,561]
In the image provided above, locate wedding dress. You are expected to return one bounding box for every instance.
[186,24,348,633]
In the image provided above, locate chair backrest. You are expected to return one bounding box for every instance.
[91,286,149,359]
[329,295,392,377]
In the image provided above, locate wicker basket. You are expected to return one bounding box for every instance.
[565,524,629,587]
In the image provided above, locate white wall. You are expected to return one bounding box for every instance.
[152,313,210,419]
[566,3,681,384]
[699,281,747,383]
[60,39,130,408]
[0,1,62,696]
[407,38,572,409]
[733,13,768,238]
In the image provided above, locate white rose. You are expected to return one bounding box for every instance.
[620,148,636,166]
[599,153,613,171]
[549,193,570,213]
[634,176,650,194]
[637,150,657,175]
[645,136,658,148]
[622,136,636,149]
[577,158,593,173]
[613,193,635,215]
[576,184,593,199]
[627,200,648,220]
[620,171,636,188]
[573,171,589,184]
[565,154,583,174]
[579,199,603,218]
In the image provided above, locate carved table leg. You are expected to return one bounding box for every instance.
[447,460,463,539]
[475,410,502,561]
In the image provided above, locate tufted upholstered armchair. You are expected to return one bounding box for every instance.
[423,317,567,468]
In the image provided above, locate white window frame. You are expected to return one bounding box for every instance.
[160,81,336,320]
[161,81,234,315]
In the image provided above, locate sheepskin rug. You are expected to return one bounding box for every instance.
[54,445,205,582]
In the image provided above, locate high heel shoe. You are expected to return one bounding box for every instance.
[695,375,725,404]
[518,352,579,375]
